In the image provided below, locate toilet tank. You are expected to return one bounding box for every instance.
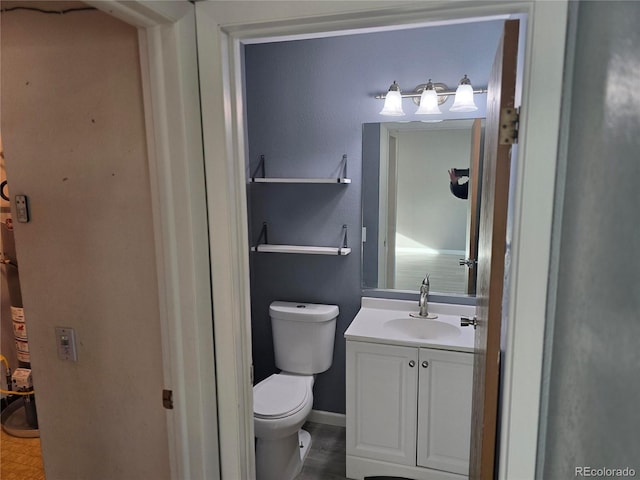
[269,301,338,375]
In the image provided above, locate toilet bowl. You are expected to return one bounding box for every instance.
[253,301,339,480]
[254,374,314,480]
[254,373,314,439]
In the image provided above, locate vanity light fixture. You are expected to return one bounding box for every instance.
[379,81,405,116]
[415,80,443,115]
[376,75,485,116]
[450,74,479,112]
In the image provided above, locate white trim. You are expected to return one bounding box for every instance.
[88,2,220,479]
[195,2,568,479]
[88,0,190,27]
[195,7,255,480]
[220,3,518,43]
[498,2,569,479]
[534,1,578,473]
[308,409,347,428]
[136,27,180,479]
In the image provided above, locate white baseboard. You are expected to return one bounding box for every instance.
[308,409,346,427]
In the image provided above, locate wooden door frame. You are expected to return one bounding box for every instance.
[471,19,520,478]
[39,2,570,479]
[85,2,220,479]
[195,1,568,479]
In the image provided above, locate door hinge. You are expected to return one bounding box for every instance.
[162,389,173,410]
[499,107,519,145]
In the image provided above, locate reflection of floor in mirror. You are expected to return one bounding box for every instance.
[395,252,468,294]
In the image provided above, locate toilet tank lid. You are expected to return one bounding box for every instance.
[269,301,339,322]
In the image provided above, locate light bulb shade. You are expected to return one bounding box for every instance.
[415,88,442,115]
[379,82,405,116]
[450,83,478,112]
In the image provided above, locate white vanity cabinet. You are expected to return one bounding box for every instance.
[416,347,473,475]
[346,341,419,466]
[346,340,473,480]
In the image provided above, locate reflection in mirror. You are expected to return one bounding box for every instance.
[362,119,484,296]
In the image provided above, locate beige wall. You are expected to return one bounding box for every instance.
[1,4,170,479]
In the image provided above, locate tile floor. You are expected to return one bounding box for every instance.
[296,422,414,480]
[0,428,45,480]
[295,421,348,480]
[0,420,344,480]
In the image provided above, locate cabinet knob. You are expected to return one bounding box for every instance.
[422,361,429,368]
[409,360,415,368]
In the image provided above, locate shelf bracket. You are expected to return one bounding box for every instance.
[255,222,268,247]
[341,224,348,250]
[340,154,348,180]
[251,154,266,181]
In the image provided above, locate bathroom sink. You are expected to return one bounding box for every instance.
[383,317,461,340]
[344,297,475,351]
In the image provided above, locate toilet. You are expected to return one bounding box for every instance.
[253,301,339,480]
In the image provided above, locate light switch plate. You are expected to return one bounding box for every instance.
[55,327,77,361]
[14,195,29,223]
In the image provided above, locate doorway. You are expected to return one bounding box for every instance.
[197,1,568,479]
[1,5,171,478]
[0,132,45,479]
[1,3,218,479]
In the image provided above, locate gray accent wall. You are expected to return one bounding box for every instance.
[361,123,381,289]
[538,1,640,476]
[244,22,504,413]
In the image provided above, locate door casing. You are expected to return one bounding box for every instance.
[196,2,568,479]
[103,1,570,479]
[86,2,220,479]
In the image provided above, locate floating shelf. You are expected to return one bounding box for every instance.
[250,154,350,184]
[251,244,351,255]
[251,223,351,256]
[251,177,351,184]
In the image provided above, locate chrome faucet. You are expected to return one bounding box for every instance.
[410,275,438,319]
[418,275,430,317]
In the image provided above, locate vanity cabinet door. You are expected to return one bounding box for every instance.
[416,348,473,475]
[346,341,418,466]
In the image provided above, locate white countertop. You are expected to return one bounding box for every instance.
[344,297,476,353]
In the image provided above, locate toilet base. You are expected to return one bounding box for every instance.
[256,428,312,480]
[299,429,312,463]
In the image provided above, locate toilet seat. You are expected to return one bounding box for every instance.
[254,374,311,420]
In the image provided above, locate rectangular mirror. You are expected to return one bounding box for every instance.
[362,119,484,297]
